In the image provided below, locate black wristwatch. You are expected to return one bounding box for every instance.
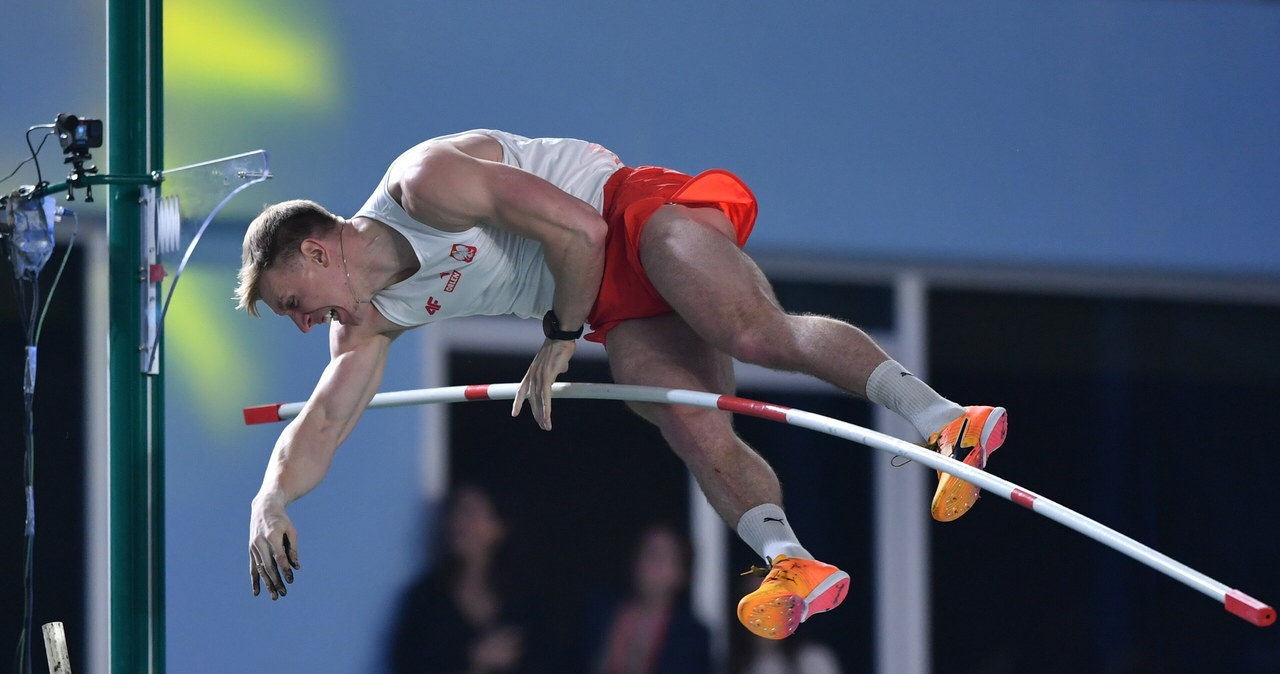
[542,310,584,341]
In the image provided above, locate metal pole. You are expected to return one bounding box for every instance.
[146,0,166,668]
[107,0,161,671]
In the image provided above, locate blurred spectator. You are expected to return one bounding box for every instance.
[738,638,843,674]
[390,484,536,673]
[584,524,711,674]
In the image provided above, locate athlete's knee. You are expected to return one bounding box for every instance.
[625,399,725,434]
[653,403,734,447]
[651,203,737,241]
[726,319,795,370]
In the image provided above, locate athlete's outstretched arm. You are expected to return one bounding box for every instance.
[248,323,402,599]
[397,140,609,429]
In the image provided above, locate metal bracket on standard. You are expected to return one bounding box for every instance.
[139,150,272,373]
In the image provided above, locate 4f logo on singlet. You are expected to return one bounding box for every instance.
[450,244,477,263]
[425,297,442,315]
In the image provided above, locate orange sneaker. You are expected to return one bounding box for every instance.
[927,405,1008,521]
[737,555,850,640]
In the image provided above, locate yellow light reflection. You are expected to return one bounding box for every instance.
[164,264,259,440]
[164,0,338,104]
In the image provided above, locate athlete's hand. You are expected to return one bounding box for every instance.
[249,491,300,600]
[512,338,576,430]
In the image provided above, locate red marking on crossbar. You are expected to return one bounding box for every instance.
[1225,590,1276,627]
[716,395,790,422]
[243,404,283,425]
[1011,488,1038,509]
[464,385,491,400]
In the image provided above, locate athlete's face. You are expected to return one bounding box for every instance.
[258,243,359,333]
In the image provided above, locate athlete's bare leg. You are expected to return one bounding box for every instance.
[635,203,891,397]
[605,314,781,524]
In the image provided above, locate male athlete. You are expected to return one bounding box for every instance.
[235,129,1008,640]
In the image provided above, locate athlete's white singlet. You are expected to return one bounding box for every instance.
[354,129,623,327]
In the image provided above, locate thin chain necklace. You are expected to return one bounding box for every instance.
[339,220,374,312]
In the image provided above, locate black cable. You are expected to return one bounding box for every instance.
[21,126,54,189]
[8,274,28,334]
[0,132,52,189]
[22,275,37,674]
[9,274,39,674]
[28,274,37,342]
[17,388,35,674]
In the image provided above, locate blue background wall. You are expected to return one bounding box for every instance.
[1,1,1277,671]
[5,1,1279,270]
[165,0,1280,275]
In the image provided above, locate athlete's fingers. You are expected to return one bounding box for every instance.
[537,377,554,430]
[266,554,285,599]
[526,363,550,430]
[512,375,531,417]
[274,547,293,587]
[285,530,300,570]
[251,545,280,599]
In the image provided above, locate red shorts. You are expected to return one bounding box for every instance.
[584,166,758,344]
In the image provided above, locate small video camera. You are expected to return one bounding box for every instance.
[55,114,103,157]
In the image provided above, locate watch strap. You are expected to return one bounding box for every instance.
[542,310,584,340]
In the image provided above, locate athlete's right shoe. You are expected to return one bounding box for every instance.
[927,405,1008,522]
[737,554,850,640]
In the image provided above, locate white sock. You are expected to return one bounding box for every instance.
[865,359,965,440]
[736,504,811,562]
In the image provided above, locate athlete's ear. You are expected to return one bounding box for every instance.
[300,239,328,267]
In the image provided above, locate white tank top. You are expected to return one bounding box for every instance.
[353,129,623,327]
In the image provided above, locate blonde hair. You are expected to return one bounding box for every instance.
[234,199,342,317]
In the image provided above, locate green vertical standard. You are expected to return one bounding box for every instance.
[147,0,167,669]
[107,0,163,671]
